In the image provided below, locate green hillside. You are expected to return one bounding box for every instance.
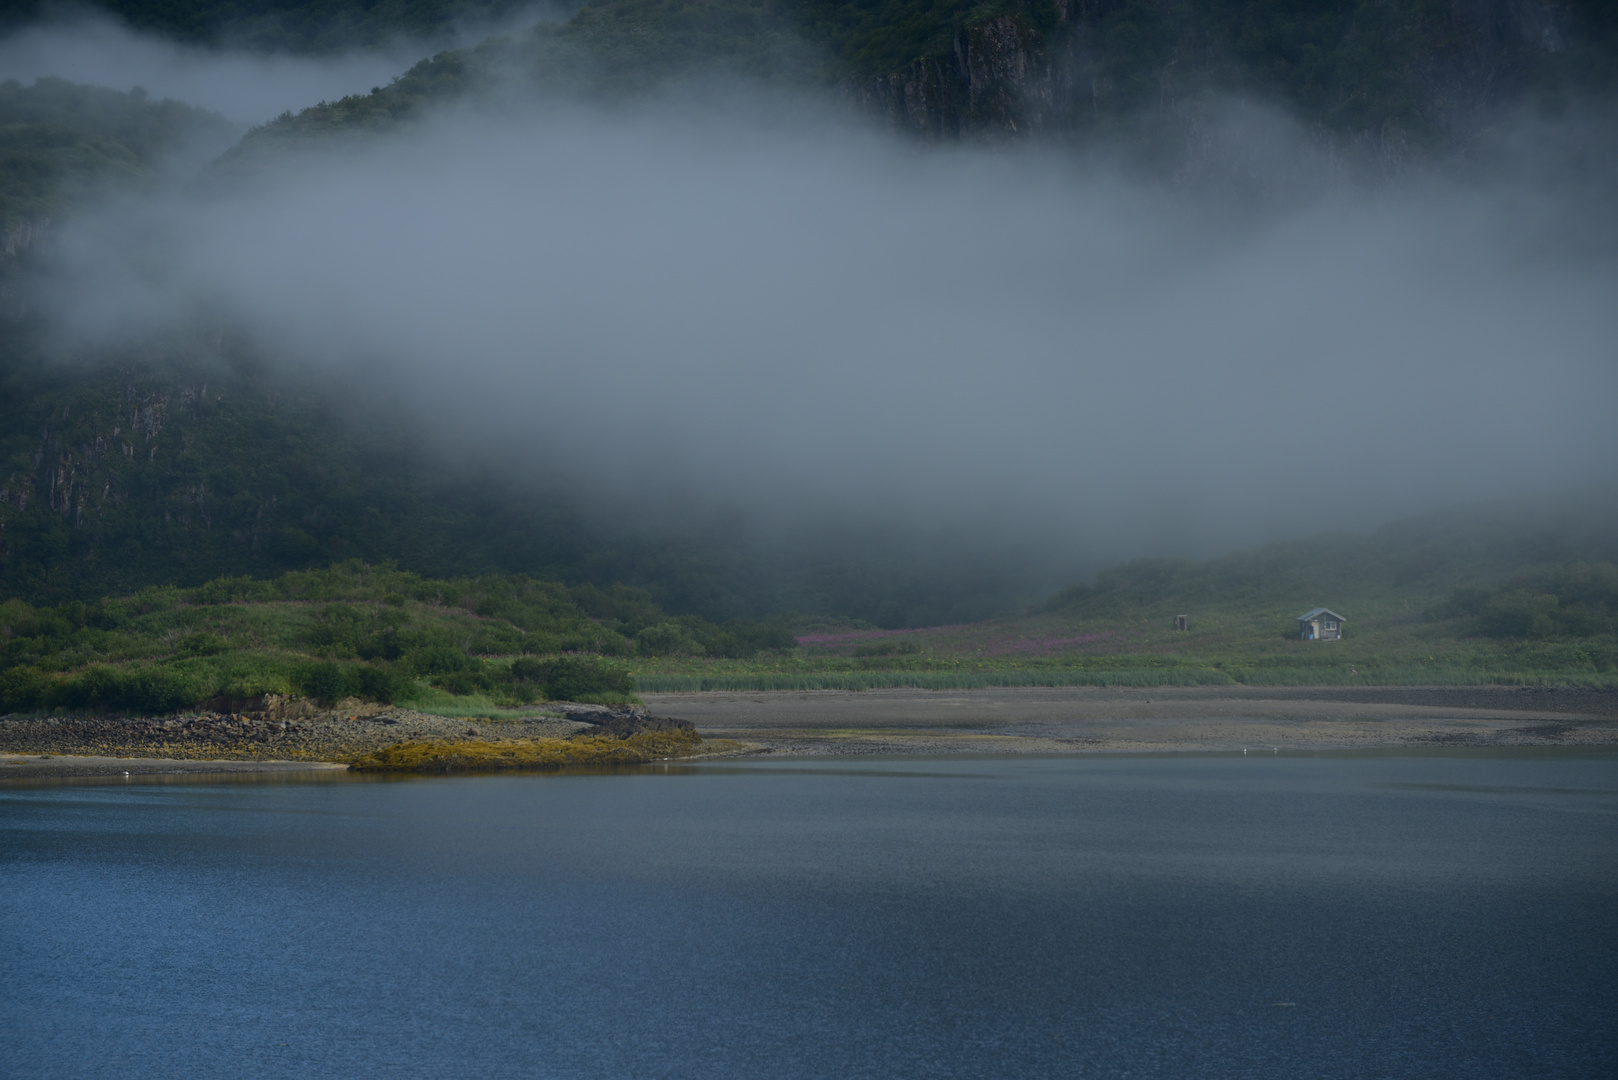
[3,498,1615,723]
[632,497,1618,690]
[0,560,794,716]
[0,76,235,230]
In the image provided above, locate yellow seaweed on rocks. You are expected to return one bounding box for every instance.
[346,729,703,772]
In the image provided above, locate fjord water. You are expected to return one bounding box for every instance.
[3,753,1614,1078]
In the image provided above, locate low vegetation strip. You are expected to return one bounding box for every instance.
[346,728,704,772]
[632,669,1238,692]
[632,667,1618,692]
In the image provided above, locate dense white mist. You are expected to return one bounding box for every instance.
[36,90,1618,571]
[0,8,564,122]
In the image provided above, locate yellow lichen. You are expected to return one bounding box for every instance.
[345,729,704,772]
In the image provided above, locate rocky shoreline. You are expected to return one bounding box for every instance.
[0,695,698,776]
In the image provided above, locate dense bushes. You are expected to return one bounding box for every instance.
[0,562,783,714]
[1438,562,1618,639]
[0,662,199,714]
[509,656,634,702]
[0,647,639,715]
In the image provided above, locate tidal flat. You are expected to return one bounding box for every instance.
[4,685,1615,778]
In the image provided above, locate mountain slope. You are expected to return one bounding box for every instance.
[219,0,1618,157]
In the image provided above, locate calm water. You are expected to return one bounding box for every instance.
[2,751,1615,1079]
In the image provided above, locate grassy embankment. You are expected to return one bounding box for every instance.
[0,561,791,718]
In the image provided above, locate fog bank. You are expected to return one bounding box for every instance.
[0,9,562,123]
[36,90,1618,577]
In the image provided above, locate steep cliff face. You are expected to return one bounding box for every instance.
[0,354,292,596]
[852,0,1597,146]
[856,15,1064,137]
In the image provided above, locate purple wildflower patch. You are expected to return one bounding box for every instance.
[981,631,1114,657]
[796,622,987,647]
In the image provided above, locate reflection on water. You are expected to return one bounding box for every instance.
[2,752,1614,1078]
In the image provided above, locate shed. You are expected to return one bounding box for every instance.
[1296,608,1346,641]
[1173,615,1189,631]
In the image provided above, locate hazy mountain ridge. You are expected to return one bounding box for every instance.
[848,0,1618,143]
[0,76,234,243]
[1044,496,1618,614]
[0,0,548,53]
[219,0,1618,159]
[0,6,1615,635]
[0,321,1060,624]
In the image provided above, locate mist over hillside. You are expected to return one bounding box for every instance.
[1,2,1616,625]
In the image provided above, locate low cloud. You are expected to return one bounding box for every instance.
[31,81,1618,586]
[0,7,566,123]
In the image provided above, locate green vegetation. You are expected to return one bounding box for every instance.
[0,560,793,715]
[624,497,1618,690]
[346,727,706,771]
[0,77,235,230]
[1435,561,1618,640]
[2,496,1617,720]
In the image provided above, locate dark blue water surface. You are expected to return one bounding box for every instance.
[3,751,1615,1079]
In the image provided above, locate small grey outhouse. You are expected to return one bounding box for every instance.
[1297,608,1345,641]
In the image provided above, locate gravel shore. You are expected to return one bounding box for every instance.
[0,696,597,779]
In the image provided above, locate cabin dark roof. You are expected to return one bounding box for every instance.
[1296,608,1346,622]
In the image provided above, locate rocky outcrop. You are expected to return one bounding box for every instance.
[852,0,1589,147]
[857,16,1067,138]
[561,703,696,738]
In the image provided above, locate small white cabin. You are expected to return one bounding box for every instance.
[1297,608,1346,641]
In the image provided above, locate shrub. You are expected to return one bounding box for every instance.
[1482,591,1560,638]
[0,665,48,712]
[634,622,704,657]
[299,661,348,705]
[407,643,478,677]
[433,669,488,696]
[114,667,198,713]
[510,655,634,701]
[49,665,199,714]
[352,663,411,705]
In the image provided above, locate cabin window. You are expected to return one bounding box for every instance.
[1326,621,1336,629]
